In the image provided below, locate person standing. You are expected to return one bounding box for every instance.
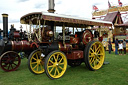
[119,41,123,55]
[108,38,112,54]
[115,38,119,55]
[123,39,126,55]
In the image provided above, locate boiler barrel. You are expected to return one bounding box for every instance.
[0,40,32,55]
[11,41,32,51]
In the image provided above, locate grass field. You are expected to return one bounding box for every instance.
[0,51,128,85]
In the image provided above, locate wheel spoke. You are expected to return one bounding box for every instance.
[54,67,57,76]
[59,63,64,65]
[89,60,92,64]
[12,62,17,66]
[59,57,63,63]
[32,57,37,61]
[89,54,94,57]
[89,52,92,55]
[97,53,103,56]
[96,59,99,63]
[33,64,37,69]
[96,45,101,52]
[89,58,92,63]
[56,54,59,61]
[90,48,94,53]
[94,45,96,52]
[40,63,44,71]
[37,64,39,71]
[93,61,96,67]
[53,55,57,62]
[48,65,54,68]
[96,59,100,66]
[31,62,37,64]
[7,64,11,70]
[10,64,13,69]
[56,67,60,74]
[96,49,100,54]
[98,61,102,65]
[89,57,94,64]
[49,60,54,64]
[58,66,63,70]
[2,64,8,67]
[36,54,38,59]
[49,67,54,73]
[96,56,101,60]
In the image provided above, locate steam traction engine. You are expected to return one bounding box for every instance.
[20,12,112,79]
[0,14,34,72]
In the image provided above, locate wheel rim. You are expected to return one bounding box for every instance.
[30,50,45,74]
[46,52,67,79]
[88,41,105,70]
[0,51,21,72]
[83,30,93,45]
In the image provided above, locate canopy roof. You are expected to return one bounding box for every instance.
[20,12,112,27]
[115,21,128,28]
[103,11,123,25]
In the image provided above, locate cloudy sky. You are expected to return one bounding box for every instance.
[0,0,128,30]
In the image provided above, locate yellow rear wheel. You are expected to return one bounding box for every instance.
[28,49,45,74]
[84,41,105,70]
[44,50,67,79]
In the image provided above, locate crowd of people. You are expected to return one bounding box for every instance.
[108,38,127,55]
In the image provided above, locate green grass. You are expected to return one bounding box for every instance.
[0,52,128,85]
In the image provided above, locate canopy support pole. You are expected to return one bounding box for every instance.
[62,24,65,45]
[73,27,74,34]
[54,22,56,39]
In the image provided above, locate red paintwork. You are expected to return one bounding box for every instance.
[59,43,72,53]
[30,42,39,48]
[11,40,31,51]
[82,30,93,45]
[70,37,79,44]
[66,50,83,59]
[99,36,103,42]
[13,31,20,38]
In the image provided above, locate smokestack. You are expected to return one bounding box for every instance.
[48,0,55,13]
[2,14,8,38]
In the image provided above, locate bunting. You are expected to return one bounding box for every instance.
[93,5,99,11]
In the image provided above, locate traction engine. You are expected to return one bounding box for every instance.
[22,13,105,79]
[0,14,34,72]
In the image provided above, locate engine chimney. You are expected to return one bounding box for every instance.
[48,0,55,13]
[2,14,8,38]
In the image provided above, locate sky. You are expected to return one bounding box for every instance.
[0,0,128,30]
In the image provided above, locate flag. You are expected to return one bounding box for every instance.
[118,0,122,7]
[119,2,122,7]
[108,1,111,8]
[118,0,120,3]
[93,5,99,11]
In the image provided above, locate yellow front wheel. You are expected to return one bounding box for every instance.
[84,41,105,71]
[44,50,67,79]
[28,49,45,74]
